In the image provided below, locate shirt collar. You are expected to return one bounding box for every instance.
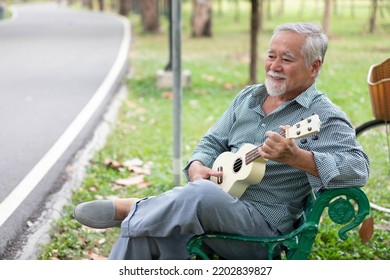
[251,83,319,109]
[294,83,318,108]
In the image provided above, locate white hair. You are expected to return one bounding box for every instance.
[272,22,328,68]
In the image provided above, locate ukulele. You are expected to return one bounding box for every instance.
[211,114,321,198]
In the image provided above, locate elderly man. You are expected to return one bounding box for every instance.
[74,22,369,259]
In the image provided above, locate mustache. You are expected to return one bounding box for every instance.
[267,71,287,79]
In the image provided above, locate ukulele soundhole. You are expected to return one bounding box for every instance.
[233,158,243,173]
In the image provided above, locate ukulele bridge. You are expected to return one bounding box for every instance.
[216,166,223,184]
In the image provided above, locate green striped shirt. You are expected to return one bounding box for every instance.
[184,83,369,234]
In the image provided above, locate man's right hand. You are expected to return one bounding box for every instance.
[188,160,223,182]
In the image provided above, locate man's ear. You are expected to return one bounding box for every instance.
[310,60,322,77]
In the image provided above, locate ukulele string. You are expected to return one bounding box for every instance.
[234,114,318,168]
[240,130,287,167]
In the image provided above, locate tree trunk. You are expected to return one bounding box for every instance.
[277,0,285,16]
[140,0,160,33]
[323,0,331,35]
[379,0,385,19]
[234,0,240,22]
[119,0,132,16]
[97,0,104,11]
[369,0,378,33]
[259,0,264,32]
[266,0,272,21]
[191,0,212,37]
[82,0,93,10]
[250,0,259,84]
[333,0,338,16]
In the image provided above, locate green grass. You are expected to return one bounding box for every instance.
[39,1,390,260]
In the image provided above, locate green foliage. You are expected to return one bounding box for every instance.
[310,212,390,260]
[39,1,390,260]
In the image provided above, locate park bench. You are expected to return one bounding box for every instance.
[187,187,370,260]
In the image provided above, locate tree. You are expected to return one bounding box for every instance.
[249,0,260,84]
[82,0,93,10]
[97,0,105,11]
[323,0,331,35]
[277,0,285,17]
[369,0,378,33]
[118,0,131,16]
[191,0,212,37]
[140,0,160,33]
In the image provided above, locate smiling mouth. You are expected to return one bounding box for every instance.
[268,73,287,80]
[267,71,287,80]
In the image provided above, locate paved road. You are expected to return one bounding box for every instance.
[0,3,130,257]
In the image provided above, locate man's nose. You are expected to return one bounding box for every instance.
[269,58,283,71]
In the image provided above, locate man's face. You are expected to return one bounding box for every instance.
[265,31,318,98]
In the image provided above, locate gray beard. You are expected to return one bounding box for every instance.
[265,78,287,97]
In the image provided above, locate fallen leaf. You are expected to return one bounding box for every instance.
[124,99,137,108]
[114,174,145,187]
[136,107,147,114]
[129,165,151,175]
[98,238,106,245]
[223,83,234,90]
[104,158,124,169]
[359,216,374,242]
[85,251,107,260]
[137,181,152,189]
[195,89,208,95]
[124,158,144,168]
[376,221,390,231]
[77,235,86,246]
[204,75,215,82]
[163,91,173,100]
[81,225,107,233]
[123,124,137,130]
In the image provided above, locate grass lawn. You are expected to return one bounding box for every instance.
[39,1,390,260]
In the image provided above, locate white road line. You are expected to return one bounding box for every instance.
[0,15,131,228]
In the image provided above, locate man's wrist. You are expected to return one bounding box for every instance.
[191,160,204,167]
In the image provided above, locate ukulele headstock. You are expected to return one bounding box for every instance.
[286,114,321,139]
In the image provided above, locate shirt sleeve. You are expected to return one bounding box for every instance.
[182,85,255,181]
[305,112,370,191]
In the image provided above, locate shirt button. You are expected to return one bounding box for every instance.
[261,123,266,127]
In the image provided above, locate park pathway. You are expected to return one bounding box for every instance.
[0,3,130,258]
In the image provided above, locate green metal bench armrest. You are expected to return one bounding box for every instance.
[187,187,370,260]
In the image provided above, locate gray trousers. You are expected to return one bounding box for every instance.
[109,179,279,260]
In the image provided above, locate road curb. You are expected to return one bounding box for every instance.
[0,6,131,258]
[15,84,129,259]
